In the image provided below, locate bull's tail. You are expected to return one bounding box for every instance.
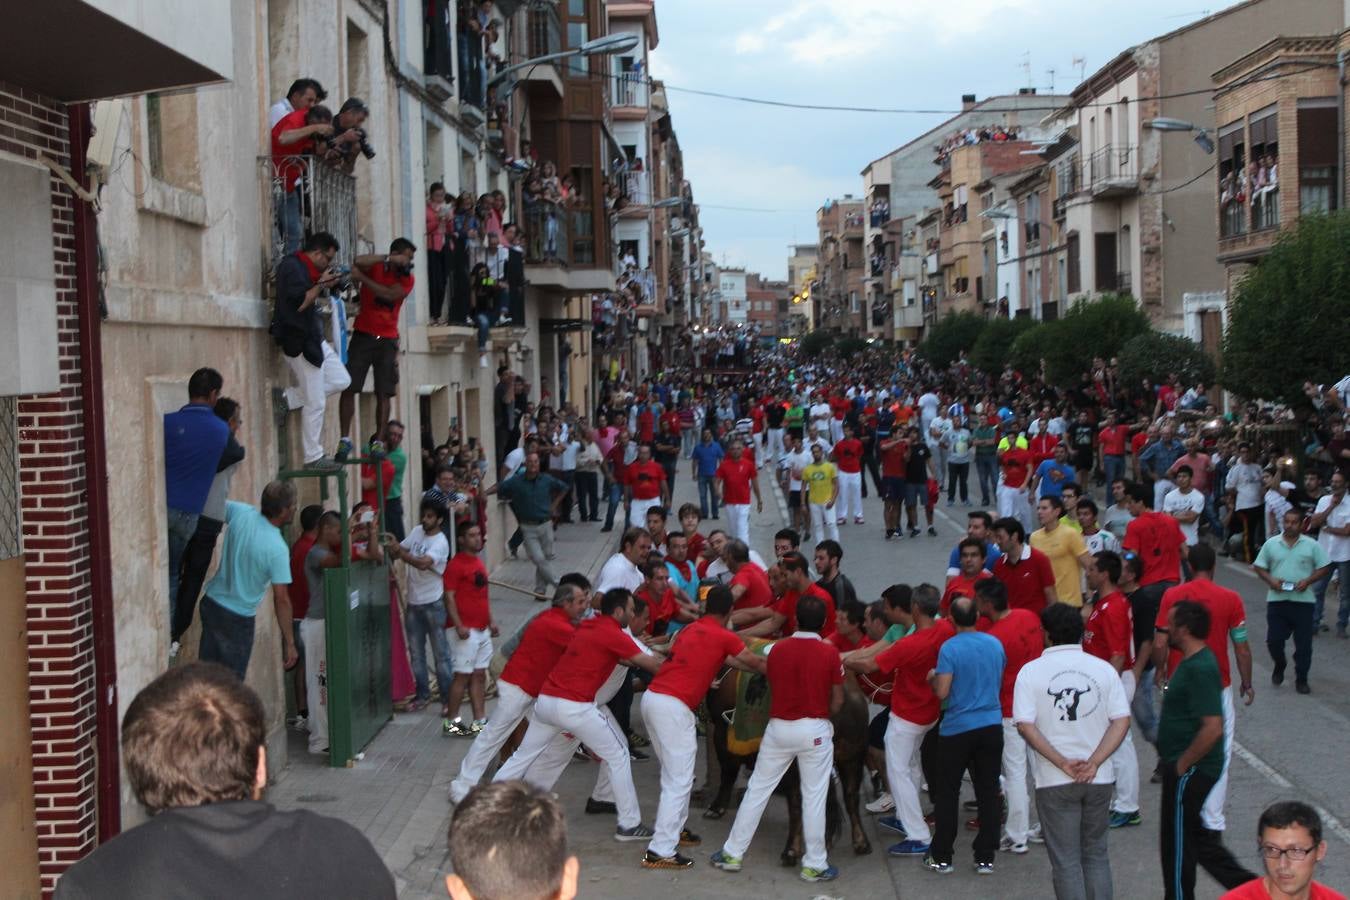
[824,767,841,848]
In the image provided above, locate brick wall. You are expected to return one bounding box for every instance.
[1,81,99,895]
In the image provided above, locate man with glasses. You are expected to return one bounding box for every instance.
[1221,801,1345,900]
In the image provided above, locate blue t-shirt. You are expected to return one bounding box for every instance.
[936,631,1005,736]
[691,441,725,478]
[164,403,230,514]
[1035,459,1077,498]
[946,540,1003,572]
[205,501,292,617]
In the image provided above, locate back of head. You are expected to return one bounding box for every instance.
[121,662,264,814]
[974,578,1008,612]
[881,583,912,613]
[448,781,571,900]
[795,594,827,633]
[1041,602,1084,646]
[705,584,734,617]
[949,595,978,627]
[912,583,941,619]
[1187,542,1217,574]
[724,538,750,565]
[187,367,223,401]
[600,588,632,617]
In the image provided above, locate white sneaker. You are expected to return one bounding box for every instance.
[1026,823,1045,844]
[865,792,895,814]
[999,835,1028,854]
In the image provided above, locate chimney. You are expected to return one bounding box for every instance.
[1018,87,1037,95]
[962,94,977,110]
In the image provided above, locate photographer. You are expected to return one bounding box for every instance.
[270,104,333,253]
[271,232,351,467]
[338,238,417,458]
[322,97,375,174]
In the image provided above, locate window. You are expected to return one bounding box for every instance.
[564,1,590,77]
[1249,108,1279,230]
[1217,121,1246,236]
[1297,103,1337,215]
[1065,233,1080,293]
[144,92,200,191]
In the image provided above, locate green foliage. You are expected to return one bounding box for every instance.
[1008,322,1057,376]
[918,311,987,369]
[798,330,835,357]
[1117,332,1216,389]
[1004,294,1149,382]
[970,317,1035,373]
[1222,211,1350,404]
[835,336,870,358]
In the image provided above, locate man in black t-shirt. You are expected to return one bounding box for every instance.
[56,663,394,900]
[1068,409,1097,485]
[904,425,937,537]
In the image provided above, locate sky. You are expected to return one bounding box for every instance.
[647,0,1240,281]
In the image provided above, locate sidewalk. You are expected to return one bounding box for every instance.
[267,467,789,898]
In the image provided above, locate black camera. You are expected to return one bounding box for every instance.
[326,265,353,291]
[325,128,376,160]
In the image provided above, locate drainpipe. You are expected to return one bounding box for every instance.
[68,102,121,841]
[1339,50,1346,212]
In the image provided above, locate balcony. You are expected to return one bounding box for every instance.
[523,5,564,98]
[1252,188,1280,232]
[1115,271,1132,295]
[612,71,647,114]
[618,170,651,216]
[521,203,614,292]
[258,155,358,293]
[1083,145,1137,197]
[458,27,486,121]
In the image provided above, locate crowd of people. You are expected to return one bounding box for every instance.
[933,124,1022,164]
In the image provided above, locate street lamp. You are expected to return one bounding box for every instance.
[1145,117,1215,154]
[488,32,641,92]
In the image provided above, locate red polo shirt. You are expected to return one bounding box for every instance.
[1155,579,1246,687]
[880,439,908,478]
[767,634,843,720]
[499,607,576,696]
[833,438,863,474]
[1001,448,1034,488]
[829,397,850,421]
[605,444,631,485]
[992,546,1057,615]
[730,564,773,610]
[637,408,655,443]
[1123,511,1186,586]
[443,552,491,629]
[660,410,681,434]
[827,631,873,653]
[539,616,641,703]
[288,532,317,619]
[1099,424,1129,456]
[271,108,315,192]
[353,261,413,339]
[1029,433,1060,468]
[941,571,993,615]
[1083,590,1135,668]
[875,618,955,725]
[648,616,746,709]
[984,609,1043,716]
[626,460,666,500]
[716,456,757,505]
[776,582,836,637]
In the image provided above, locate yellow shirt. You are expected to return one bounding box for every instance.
[1031,524,1088,606]
[997,434,1029,452]
[802,461,837,506]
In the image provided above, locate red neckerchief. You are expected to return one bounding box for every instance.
[297,251,323,281]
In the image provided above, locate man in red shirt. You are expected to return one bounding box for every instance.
[442,524,499,736]
[640,586,765,870]
[270,104,334,253]
[625,444,669,528]
[1153,544,1254,833]
[942,537,993,615]
[287,505,323,720]
[848,586,952,855]
[715,439,762,544]
[634,552,696,638]
[448,576,591,803]
[828,391,850,445]
[973,578,1043,852]
[713,594,843,883]
[1083,551,1141,828]
[832,422,866,526]
[991,517,1058,615]
[829,600,872,653]
[601,430,632,533]
[1097,412,1132,490]
[491,588,663,840]
[998,440,1036,533]
[878,430,909,539]
[726,539,773,611]
[1122,481,1188,669]
[736,551,834,638]
[336,240,416,456]
[1028,426,1060,470]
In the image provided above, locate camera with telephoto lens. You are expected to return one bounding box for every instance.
[326,265,353,291]
[325,127,376,160]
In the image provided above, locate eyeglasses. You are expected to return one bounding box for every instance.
[1258,844,1316,861]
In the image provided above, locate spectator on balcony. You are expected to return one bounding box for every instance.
[270,104,334,254]
[478,229,511,323]
[449,191,481,324]
[336,239,416,460]
[269,77,326,129]
[271,231,351,468]
[504,222,526,323]
[322,98,371,176]
[470,262,498,367]
[426,183,452,325]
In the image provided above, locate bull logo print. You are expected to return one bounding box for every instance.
[1046,670,1100,722]
[1049,684,1090,721]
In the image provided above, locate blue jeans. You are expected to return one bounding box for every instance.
[404,602,455,704]
[198,596,257,681]
[603,480,624,530]
[166,507,199,624]
[281,189,303,254]
[1312,560,1350,630]
[698,474,719,518]
[681,428,696,458]
[1102,454,1125,498]
[1131,661,1159,745]
[975,456,998,504]
[475,310,496,351]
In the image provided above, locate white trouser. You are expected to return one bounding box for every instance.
[642,691,698,857]
[1153,478,1176,513]
[763,429,785,467]
[509,666,627,797]
[884,714,934,843]
[725,503,751,543]
[284,341,351,463]
[1110,670,1140,814]
[492,695,641,829]
[1201,686,1236,830]
[1000,717,1034,843]
[837,471,862,520]
[809,503,840,541]
[300,618,329,753]
[629,496,660,528]
[722,717,833,871]
[829,419,844,445]
[450,679,535,803]
[997,483,1033,533]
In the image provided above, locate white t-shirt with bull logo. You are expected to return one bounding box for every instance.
[1012,643,1130,789]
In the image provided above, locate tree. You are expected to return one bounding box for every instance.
[1222,211,1350,404]
[836,336,870,359]
[918,311,986,370]
[798,330,834,357]
[1042,293,1150,383]
[971,317,1035,372]
[1008,322,1056,378]
[1118,332,1216,390]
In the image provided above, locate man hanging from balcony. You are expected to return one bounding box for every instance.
[337,239,416,461]
[270,104,333,254]
[271,232,351,468]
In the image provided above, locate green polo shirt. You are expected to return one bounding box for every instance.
[498,472,565,524]
[785,406,805,429]
[1157,647,1225,779]
[1253,533,1330,603]
[386,445,407,501]
[883,622,916,643]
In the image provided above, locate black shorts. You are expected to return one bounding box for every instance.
[788,488,803,509]
[868,708,890,750]
[787,425,804,442]
[346,330,398,395]
[882,476,906,502]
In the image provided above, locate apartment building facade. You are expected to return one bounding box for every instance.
[813,196,865,335]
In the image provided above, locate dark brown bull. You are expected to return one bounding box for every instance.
[696,671,872,865]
